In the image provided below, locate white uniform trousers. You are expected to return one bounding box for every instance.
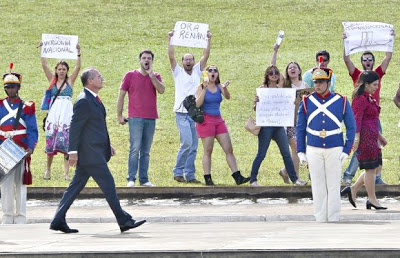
[306,146,342,222]
[1,160,27,224]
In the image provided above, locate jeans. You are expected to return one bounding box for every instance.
[173,112,198,180]
[127,118,155,184]
[250,127,298,183]
[342,121,382,183]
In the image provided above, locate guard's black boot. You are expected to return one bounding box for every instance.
[204,174,215,186]
[232,171,250,185]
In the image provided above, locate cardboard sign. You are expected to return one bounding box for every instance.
[256,88,296,127]
[41,34,78,59]
[343,22,394,56]
[170,21,209,48]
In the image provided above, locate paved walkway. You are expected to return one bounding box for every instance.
[1,196,400,257]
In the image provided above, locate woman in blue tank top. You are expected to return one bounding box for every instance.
[194,65,250,186]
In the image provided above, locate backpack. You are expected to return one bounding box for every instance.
[182,95,204,123]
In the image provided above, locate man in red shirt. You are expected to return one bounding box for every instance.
[342,31,394,186]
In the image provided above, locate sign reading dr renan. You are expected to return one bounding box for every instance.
[41,34,79,59]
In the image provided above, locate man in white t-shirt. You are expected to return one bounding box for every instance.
[168,29,211,183]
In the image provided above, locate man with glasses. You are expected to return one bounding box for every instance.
[341,30,395,186]
[303,50,336,92]
[167,29,211,184]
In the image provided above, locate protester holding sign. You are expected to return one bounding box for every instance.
[297,67,355,222]
[194,65,249,186]
[168,28,211,184]
[250,56,307,187]
[275,46,310,180]
[39,42,81,181]
[341,29,395,186]
[1,67,38,224]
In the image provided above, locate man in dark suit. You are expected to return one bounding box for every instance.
[50,67,146,233]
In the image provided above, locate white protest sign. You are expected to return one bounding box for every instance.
[256,88,296,127]
[343,22,394,56]
[170,21,209,48]
[41,34,78,59]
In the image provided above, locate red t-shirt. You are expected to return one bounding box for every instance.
[119,69,162,119]
[350,65,384,106]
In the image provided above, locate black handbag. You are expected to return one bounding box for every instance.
[182,95,204,123]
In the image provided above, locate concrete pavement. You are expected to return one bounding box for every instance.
[1,186,400,257]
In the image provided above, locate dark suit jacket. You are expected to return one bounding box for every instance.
[69,88,111,166]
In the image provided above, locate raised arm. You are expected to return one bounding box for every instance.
[195,83,207,107]
[271,43,279,66]
[379,29,395,73]
[39,41,54,82]
[342,33,356,75]
[220,81,231,100]
[168,30,177,71]
[68,44,81,86]
[199,31,212,71]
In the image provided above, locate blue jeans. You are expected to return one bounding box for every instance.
[250,127,298,183]
[127,118,155,184]
[173,112,198,181]
[342,121,383,183]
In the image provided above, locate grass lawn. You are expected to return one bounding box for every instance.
[0,0,399,187]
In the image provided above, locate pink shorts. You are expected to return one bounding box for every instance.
[196,113,228,138]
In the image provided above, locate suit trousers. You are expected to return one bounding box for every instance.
[1,161,26,224]
[52,162,132,226]
[306,146,342,222]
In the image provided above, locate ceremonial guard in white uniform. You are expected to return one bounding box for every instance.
[296,67,356,222]
[0,66,38,224]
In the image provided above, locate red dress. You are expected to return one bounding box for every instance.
[351,92,382,169]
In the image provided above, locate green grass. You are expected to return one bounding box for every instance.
[1,0,399,187]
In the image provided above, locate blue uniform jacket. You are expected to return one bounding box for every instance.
[296,92,356,154]
[0,98,38,150]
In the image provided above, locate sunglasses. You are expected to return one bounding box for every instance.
[362,57,374,62]
[208,68,218,73]
[268,70,279,76]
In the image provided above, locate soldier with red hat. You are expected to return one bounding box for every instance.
[296,67,356,222]
[0,65,38,224]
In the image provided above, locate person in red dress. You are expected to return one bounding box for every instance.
[341,71,388,210]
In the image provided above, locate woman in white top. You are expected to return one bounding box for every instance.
[283,61,309,179]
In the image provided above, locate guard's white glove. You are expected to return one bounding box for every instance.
[339,152,349,166]
[298,152,308,167]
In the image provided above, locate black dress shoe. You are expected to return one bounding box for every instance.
[50,223,79,233]
[120,219,146,233]
[341,186,356,208]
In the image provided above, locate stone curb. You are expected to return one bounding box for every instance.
[27,213,400,224]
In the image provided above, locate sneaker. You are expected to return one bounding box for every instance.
[279,169,290,184]
[343,178,352,187]
[127,181,135,187]
[187,178,201,184]
[294,178,307,186]
[250,181,262,187]
[141,181,156,187]
[174,176,186,182]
